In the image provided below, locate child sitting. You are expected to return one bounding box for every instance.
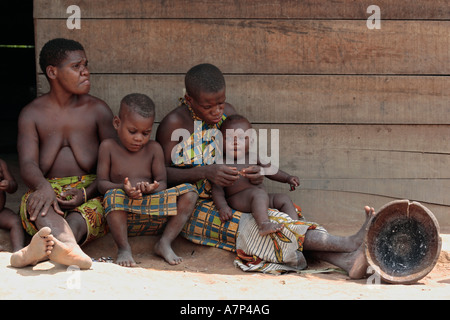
[97,93,198,267]
[212,114,300,236]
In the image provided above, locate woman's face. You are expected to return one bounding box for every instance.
[185,88,226,125]
[52,50,91,95]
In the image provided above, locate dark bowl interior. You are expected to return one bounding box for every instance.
[365,200,441,284]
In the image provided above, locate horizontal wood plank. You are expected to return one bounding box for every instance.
[37,74,450,124]
[34,0,450,20]
[261,124,450,206]
[35,19,450,75]
[287,178,449,205]
[274,189,450,229]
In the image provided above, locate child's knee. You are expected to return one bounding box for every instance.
[272,193,292,207]
[251,188,269,201]
[178,191,198,207]
[0,207,22,229]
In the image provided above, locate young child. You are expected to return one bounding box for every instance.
[212,114,300,236]
[97,93,198,267]
[0,158,24,252]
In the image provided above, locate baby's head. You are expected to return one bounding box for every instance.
[114,93,155,152]
[220,114,254,161]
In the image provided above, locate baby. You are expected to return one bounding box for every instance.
[212,114,300,236]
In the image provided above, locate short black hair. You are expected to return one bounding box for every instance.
[185,63,225,99]
[39,38,85,77]
[120,93,155,118]
[220,114,251,132]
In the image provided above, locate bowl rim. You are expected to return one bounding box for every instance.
[364,199,442,284]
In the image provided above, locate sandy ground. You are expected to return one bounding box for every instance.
[0,229,448,301]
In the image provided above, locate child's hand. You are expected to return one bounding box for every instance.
[136,181,160,194]
[287,176,300,191]
[218,206,233,223]
[123,177,142,199]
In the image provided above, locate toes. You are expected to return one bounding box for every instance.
[37,226,52,238]
[364,206,376,217]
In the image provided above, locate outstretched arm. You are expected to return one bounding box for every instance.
[265,167,300,190]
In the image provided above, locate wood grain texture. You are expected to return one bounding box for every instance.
[272,189,450,228]
[34,0,450,19]
[33,0,450,224]
[37,74,450,124]
[34,19,450,75]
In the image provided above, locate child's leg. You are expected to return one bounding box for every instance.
[0,207,25,252]
[155,190,198,265]
[105,210,135,267]
[227,188,283,236]
[269,193,298,220]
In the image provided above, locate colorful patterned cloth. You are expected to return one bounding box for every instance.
[126,214,169,237]
[19,175,107,245]
[234,209,322,274]
[181,198,242,251]
[172,99,226,198]
[103,183,197,237]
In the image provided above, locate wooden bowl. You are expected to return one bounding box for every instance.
[365,200,442,284]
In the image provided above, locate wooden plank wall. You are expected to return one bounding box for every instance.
[34,0,449,229]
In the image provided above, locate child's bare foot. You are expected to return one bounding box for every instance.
[348,244,370,279]
[48,237,92,270]
[258,221,283,236]
[10,227,54,268]
[154,239,182,265]
[116,248,136,267]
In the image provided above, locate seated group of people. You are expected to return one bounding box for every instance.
[0,38,374,279]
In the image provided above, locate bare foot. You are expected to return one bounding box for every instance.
[10,227,54,268]
[154,239,182,265]
[49,237,92,270]
[348,244,370,279]
[258,221,283,236]
[116,248,136,267]
[345,206,376,251]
